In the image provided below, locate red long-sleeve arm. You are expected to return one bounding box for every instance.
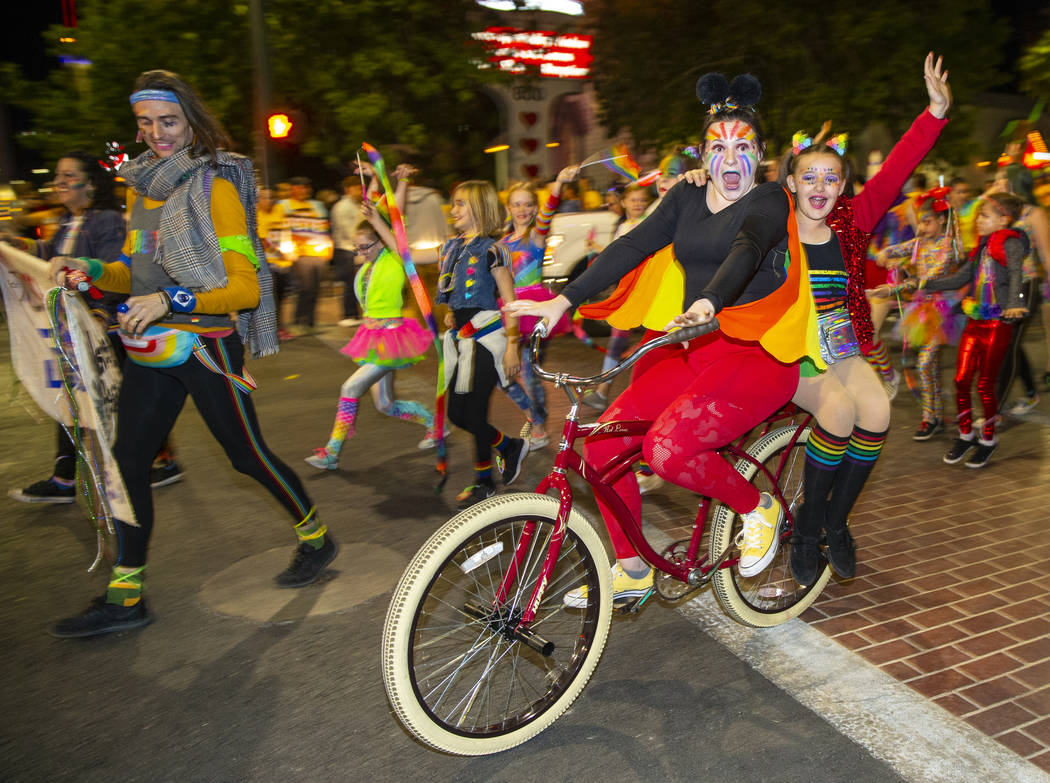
[853,109,948,234]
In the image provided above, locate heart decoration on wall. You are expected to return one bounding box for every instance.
[521,164,539,179]
[519,138,538,154]
[520,112,538,128]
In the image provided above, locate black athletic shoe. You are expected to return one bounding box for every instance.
[150,460,184,488]
[913,420,944,441]
[50,595,153,638]
[497,437,530,486]
[789,535,822,587]
[456,482,497,510]
[824,526,857,579]
[943,437,976,465]
[274,535,339,588]
[965,441,999,469]
[9,477,75,504]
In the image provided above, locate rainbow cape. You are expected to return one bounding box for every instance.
[579,190,824,369]
[361,143,447,486]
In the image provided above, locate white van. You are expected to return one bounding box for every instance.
[541,209,620,290]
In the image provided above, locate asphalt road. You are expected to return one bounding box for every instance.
[0,326,905,783]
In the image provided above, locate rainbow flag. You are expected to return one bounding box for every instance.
[361,143,447,486]
[602,143,641,181]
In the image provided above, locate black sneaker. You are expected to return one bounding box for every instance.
[456,482,496,509]
[150,460,184,488]
[965,440,998,469]
[789,535,822,587]
[8,477,75,504]
[497,437,530,486]
[275,535,339,588]
[824,526,856,578]
[943,437,976,465]
[913,420,944,441]
[50,595,153,638]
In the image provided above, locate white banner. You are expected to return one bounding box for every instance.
[0,241,135,526]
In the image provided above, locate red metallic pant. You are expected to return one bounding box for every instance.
[954,318,1013,438]
[584,331,799,558]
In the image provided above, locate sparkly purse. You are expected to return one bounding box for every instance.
[817,307,859,365]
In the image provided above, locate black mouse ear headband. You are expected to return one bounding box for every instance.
[696,73,762,115]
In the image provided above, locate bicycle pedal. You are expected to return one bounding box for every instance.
[613,587,655,614]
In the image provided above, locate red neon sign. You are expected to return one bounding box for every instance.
[472,27,594,80]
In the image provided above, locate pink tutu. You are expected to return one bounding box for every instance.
[341,317,431,368]
[513,284,572,339]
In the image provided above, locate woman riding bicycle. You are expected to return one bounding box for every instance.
[505,73,818,603]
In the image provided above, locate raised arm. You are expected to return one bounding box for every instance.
[853,53,951,232]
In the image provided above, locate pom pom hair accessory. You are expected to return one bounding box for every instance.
[696,72,762,115]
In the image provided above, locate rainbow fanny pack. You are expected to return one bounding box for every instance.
[120,326,197,367]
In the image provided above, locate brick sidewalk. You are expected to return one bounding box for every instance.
[629,348,1050,772]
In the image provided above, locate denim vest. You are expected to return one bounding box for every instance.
[435,235,507,312]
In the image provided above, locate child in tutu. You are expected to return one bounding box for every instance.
[874,186,964,440]
[305,207,434,470]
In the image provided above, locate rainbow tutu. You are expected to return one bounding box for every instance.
[341,317,431,368]
[899,293,961,347]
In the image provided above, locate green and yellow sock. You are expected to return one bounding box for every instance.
[294,507,327,550]
[106,565,146,607]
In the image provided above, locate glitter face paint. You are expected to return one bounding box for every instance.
[704,121,759,203]
[788,152,844,223]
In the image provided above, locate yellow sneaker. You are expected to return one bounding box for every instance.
[564,562,653,609]
[736,492,783,577]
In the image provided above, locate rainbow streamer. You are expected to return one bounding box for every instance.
[360,142,447,487]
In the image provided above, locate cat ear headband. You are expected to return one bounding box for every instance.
[791,131,849,156]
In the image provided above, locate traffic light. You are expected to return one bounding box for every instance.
[267,110,305,143]
[268,113,293,139]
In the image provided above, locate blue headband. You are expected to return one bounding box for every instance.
[129,89,180,105]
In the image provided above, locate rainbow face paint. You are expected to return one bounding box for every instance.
[704,121,759,202]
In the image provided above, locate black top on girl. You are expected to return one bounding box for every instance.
[506,73,803,605]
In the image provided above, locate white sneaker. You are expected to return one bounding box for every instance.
[564,562,653,609]
[418,431,438,449]
[304,448,338,471]
[636,471,664,495]
[1005,395,1039,416]
[883,371,900,401]
[736,492,783,577]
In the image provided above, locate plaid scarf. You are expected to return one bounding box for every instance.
[120,148,278,358]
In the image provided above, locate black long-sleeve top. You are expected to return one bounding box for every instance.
[561,181,790,313]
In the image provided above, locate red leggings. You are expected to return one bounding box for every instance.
[584,331,799,558]
[954,318,1014,438]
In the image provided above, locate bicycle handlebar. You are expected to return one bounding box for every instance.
[528,318,720,389]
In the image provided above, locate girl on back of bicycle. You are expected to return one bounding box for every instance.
[778,53,952,586]
[505,73,810,604]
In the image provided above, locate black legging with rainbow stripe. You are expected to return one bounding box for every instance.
[112,333,312,567]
